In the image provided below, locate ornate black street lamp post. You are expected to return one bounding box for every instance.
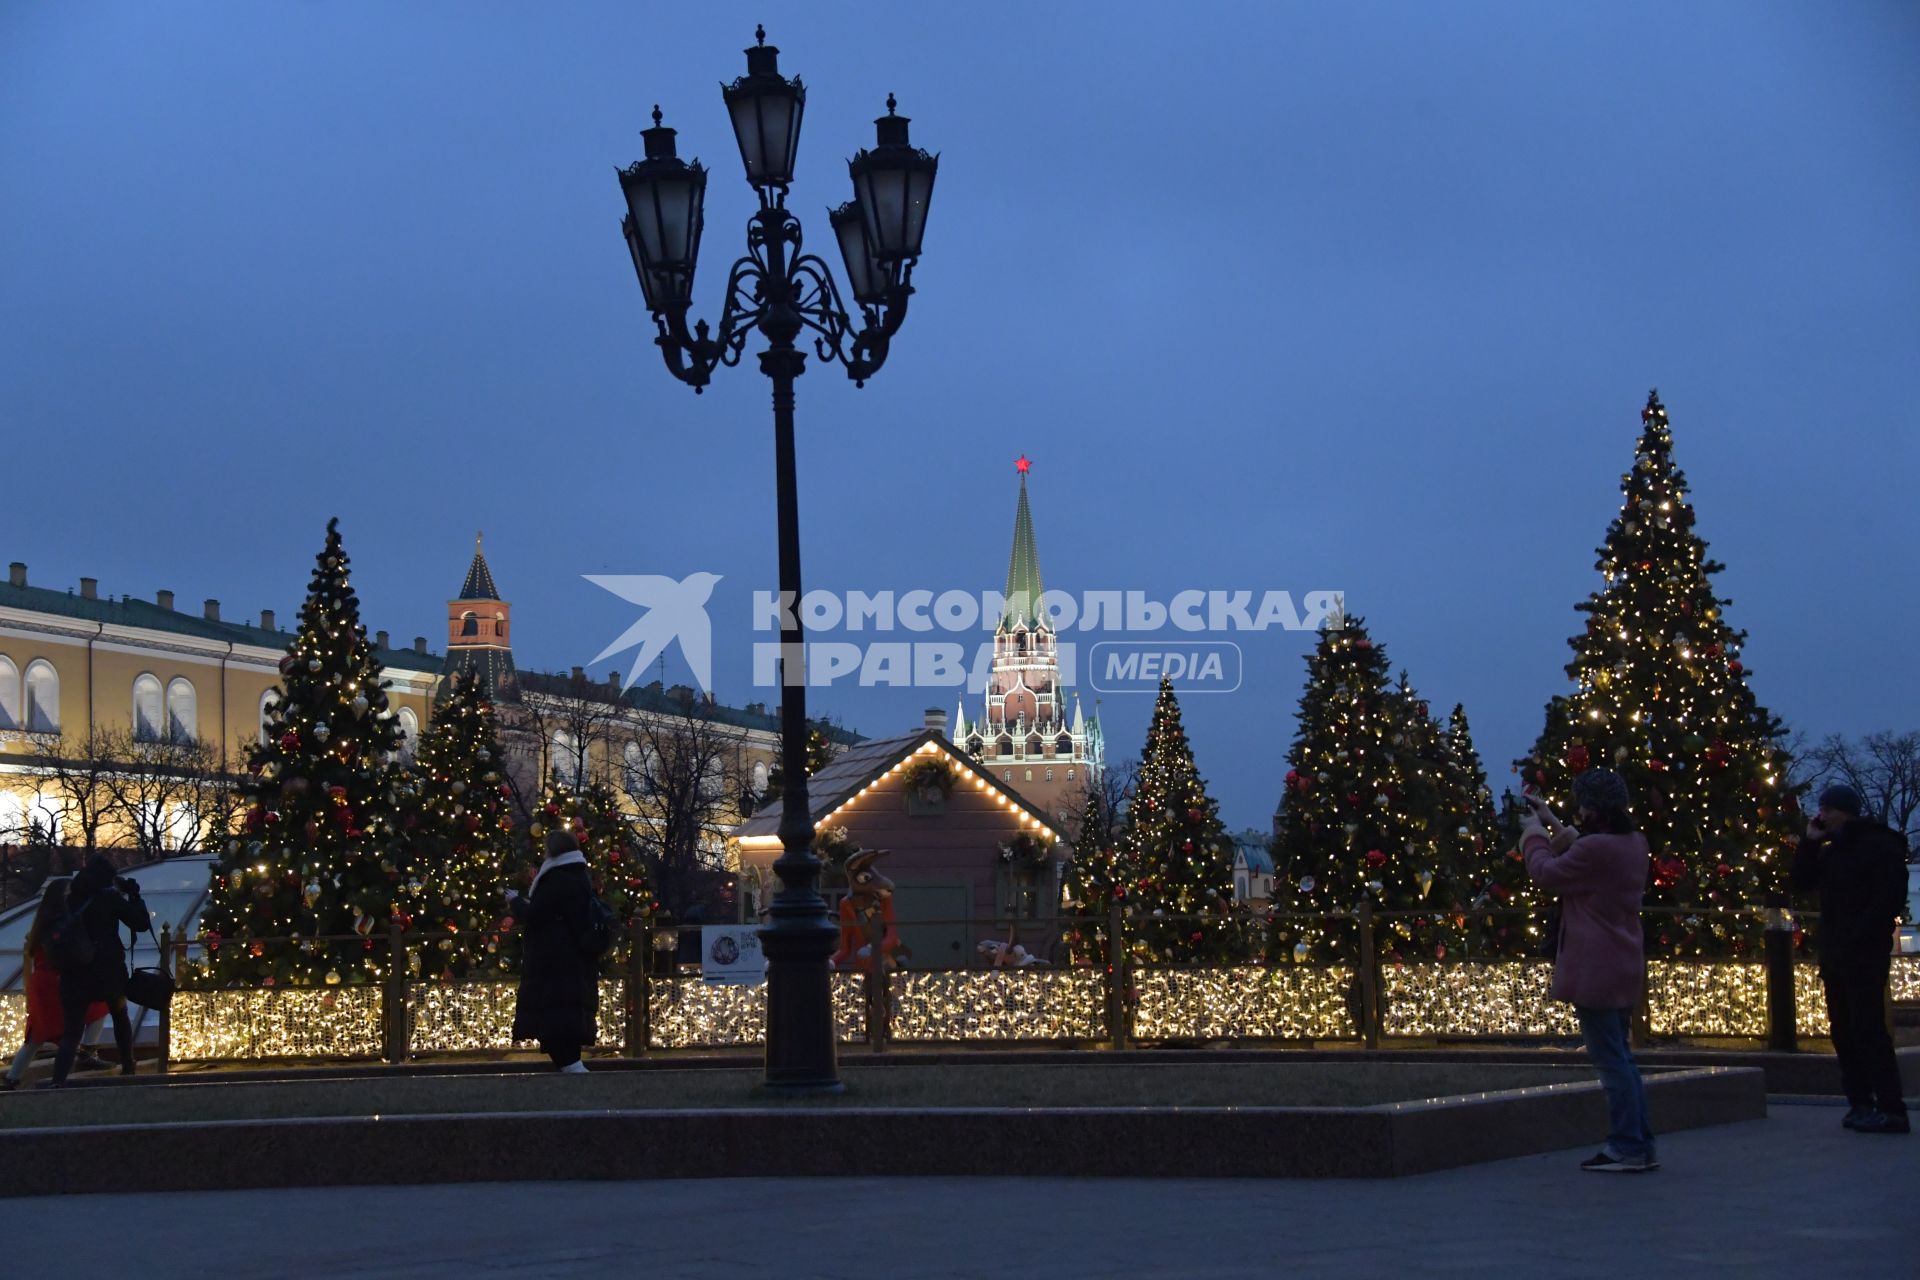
[615,27,936,1090]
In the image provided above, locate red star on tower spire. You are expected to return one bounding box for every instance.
[1015,454,1031,475]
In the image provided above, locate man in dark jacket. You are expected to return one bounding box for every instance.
[50,856,151,1085]
[1789,784,1910,1134]
[510,829,599,1072]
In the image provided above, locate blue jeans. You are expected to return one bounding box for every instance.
[1577,1006,1655,1160]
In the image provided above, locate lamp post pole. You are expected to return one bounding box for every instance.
[614,28,937,1091]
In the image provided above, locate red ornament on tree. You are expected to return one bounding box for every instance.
[1567,743,1591,772]
[1364,848,1387,869]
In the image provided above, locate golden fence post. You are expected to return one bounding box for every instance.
[1357,901,1381,1050]
[155,924,172,1075]
[624,918,650,1058]
[383,922,409,1065]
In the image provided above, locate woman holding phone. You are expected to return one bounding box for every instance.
[1520,770,1657,1173]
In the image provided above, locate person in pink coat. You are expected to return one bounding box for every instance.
[1521,768,1657,1173]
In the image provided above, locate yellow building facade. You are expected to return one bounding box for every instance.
[1,550,809,887]
[0,559,440,852]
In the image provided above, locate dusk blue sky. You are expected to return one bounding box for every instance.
[3,2,1916,831]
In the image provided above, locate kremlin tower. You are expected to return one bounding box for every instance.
[441,533,518,703]
[956,457,1102,820]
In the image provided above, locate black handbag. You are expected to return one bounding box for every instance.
[125,925,175,1011]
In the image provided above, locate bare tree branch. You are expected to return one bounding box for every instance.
[619,689,752,918]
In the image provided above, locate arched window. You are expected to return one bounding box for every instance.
[397,708,419,761]
[1026,734,1043,758]
[258,688,280,744]
[623,741,646,793]
[132,673,164,742]
[0,655,19,730]
[751,760,769,795]
[1045,767,1053,783]
[24,660,58,733]
[166,677,197,743]
[460,611,479,637]
[494,612,506,637]
[1056,733,1073,755]
[1066,768,1075,783]
[552,730,581,784]
[1024,768,1033,782]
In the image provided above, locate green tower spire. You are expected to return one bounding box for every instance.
[1000,455,1045,631]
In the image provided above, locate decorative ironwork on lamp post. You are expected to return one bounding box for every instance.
[615,26,937,1091]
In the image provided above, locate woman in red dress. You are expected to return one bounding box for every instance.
[2,880,108,1090]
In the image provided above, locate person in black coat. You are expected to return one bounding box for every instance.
[509,829,598,1072]
[50,855,151,1086]
[1790,784,1911,1135]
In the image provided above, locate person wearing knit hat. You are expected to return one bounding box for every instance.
[1519,770,1657,1172]
[1791,784,1909,1134]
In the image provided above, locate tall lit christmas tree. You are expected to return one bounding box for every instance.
[1272,611,1465,962]
[200,519,411,985]
[1116,678,1248,963]
[409,664,518,978]
[1516,389,1797,957]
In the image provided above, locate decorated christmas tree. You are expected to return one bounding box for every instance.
[1272,610,1465,963]
[1115,678,1249,963]
[1447,708,1536,956]
[409,664,518,978]
[1059,782,1128,971]
[1388,672,1475,915]
[200,519,411,985]
[1516,389,1798,957]
[525,776,652,930]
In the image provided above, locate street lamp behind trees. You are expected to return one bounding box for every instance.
[614,27,937,1091]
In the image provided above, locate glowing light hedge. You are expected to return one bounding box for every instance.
[134,955,1920,1061]
[890,969,1106,1041]
[1384,963,1576,1036]
[0,992,23,1051]
[1134,967,1357,1040]
[170,988,382,1060]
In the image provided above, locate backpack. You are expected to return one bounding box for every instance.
[48,903,95,971]
[581,895,618,959]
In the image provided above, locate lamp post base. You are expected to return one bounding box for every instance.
[760,907,842,1092]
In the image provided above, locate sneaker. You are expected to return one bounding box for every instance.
[1842,1106,1874,1130]
[73,1052,111,1073]
[1581,1150,1659,1173]
[560,1060,590,1075]
[1851,1111,1910,1135]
